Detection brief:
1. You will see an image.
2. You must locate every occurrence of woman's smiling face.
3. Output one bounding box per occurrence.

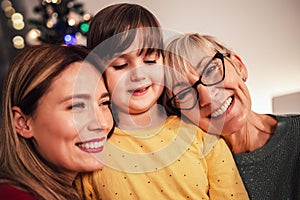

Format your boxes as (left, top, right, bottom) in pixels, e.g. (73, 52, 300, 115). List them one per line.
(28, 61, 114, 177)
(175, 51, 251, 135)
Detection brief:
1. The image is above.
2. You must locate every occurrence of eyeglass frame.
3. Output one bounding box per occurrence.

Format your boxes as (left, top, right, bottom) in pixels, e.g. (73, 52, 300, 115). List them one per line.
(167, 51, 230, 110)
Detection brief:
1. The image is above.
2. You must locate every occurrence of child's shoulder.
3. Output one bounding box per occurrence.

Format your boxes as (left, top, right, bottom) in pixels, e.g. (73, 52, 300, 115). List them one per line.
(166, 115, 213, 146)
(166, 115, 207, 134)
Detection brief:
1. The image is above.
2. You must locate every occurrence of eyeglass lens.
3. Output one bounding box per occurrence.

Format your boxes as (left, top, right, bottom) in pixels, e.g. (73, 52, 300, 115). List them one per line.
(170, 52, 225, 110)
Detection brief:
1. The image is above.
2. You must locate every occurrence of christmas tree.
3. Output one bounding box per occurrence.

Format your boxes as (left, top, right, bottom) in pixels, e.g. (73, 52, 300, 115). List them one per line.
(27, 0, 92, 46)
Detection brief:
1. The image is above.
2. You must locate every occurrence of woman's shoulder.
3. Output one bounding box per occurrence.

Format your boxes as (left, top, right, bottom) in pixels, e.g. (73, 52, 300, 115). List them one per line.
(271, 113, 300, 123)
(271, 114, 300, 132)
(0, 183, 36, 200)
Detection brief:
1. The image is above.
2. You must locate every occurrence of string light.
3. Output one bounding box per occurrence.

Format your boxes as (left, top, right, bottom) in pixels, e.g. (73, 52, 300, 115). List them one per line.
(12, 35, 25, 49)
(11, 12, 24, 30)
(1, 0, 92, 47)
(1, 0, 25, 49)
(26, 28, 41, 46)
(64, 34, 76, 45)
(29, 0, 92, 45)
(80, 22, 89, 33)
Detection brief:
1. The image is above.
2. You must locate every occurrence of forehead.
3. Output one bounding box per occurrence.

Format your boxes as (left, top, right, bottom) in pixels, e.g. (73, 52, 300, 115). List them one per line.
(186, 45, 215, 67)
(46, 61, 104, 98)
(73, 61, 105, 91)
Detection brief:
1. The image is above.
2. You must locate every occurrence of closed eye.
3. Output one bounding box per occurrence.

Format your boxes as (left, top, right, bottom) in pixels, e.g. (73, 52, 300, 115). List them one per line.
(99, 100, 111, 107)
(113, 63, 127, 70)
(144, 60, 156, 65)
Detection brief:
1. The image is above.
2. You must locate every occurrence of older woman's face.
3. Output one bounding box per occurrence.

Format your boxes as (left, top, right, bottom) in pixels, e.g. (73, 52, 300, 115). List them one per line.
(176, 52, 251, 135)
(28, 62, 114, 177)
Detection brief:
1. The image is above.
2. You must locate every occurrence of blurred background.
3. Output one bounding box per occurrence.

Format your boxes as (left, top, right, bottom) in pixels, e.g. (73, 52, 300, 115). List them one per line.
(1, 0, 299, 125)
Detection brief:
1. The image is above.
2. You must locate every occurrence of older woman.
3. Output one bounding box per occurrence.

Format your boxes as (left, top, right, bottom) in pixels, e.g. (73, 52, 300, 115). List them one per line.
(164, 33, 300, 200)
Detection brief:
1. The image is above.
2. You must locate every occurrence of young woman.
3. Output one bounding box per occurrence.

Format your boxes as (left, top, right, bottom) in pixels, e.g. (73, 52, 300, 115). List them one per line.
(0, 45, 114, 199)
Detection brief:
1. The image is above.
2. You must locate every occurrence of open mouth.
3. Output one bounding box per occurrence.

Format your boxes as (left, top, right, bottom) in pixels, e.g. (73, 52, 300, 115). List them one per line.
(210, 96, 233, 118)
(76, 138, 106, 153)
(128, 85, 150, 96)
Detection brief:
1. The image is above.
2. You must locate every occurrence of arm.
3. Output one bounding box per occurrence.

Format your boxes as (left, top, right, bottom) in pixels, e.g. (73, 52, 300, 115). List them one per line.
(205, 137, 249, 200)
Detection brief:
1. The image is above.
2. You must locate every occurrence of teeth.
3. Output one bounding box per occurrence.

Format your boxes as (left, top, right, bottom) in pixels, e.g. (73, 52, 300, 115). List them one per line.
(211, 97, 233, 118)
(134, 88, 146, 93)
(78, 141, 104, 149)
(130, 86, 149, 93)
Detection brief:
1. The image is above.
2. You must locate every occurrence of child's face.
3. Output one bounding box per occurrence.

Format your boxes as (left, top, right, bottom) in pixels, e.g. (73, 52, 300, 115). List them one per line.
(105, 48, 164, 116)
(28, 62, 113, 177)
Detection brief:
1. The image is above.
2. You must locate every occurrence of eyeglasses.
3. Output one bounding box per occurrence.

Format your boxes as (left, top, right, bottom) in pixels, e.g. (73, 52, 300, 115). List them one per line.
(167, 51, 229, 110)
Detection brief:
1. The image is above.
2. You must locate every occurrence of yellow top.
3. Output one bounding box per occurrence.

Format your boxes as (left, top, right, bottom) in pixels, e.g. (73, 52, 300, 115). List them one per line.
(77, 116, 249, 200)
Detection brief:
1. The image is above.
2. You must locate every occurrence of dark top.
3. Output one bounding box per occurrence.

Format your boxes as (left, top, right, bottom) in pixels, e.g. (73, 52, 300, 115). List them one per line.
(0, 183, 36, 200)
(234, 114, 300, 200)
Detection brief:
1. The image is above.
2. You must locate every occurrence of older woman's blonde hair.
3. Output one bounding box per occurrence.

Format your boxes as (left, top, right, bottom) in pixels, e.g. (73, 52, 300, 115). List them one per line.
(163, 33, 237, 114)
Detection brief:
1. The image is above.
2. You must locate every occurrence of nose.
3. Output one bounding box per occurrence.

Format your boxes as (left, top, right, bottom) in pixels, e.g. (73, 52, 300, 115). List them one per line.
(130, 65, 146, 82)
(197, 85, 219, 108)
(88, 108, 113, 136)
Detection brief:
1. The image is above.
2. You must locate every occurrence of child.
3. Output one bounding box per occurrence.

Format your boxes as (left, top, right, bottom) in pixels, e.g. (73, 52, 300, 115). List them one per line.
(0, 45, 114, 199)
(80, 3, 249, 200)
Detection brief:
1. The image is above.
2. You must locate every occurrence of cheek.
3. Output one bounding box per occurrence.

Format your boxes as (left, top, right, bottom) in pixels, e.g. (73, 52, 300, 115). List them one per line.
(40, 116, 75, 140)
(223, 65, 243, 86)
(151, 66, 165, 85)
(238, 84, 252, 110)
(181, 108, 200, 124)
(104, 109, 114, 133)
(106, 72, 125, 94)
(32, 117, 75, 159)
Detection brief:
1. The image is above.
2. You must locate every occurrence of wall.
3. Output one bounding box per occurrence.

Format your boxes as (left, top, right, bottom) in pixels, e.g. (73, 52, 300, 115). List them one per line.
(19, 0, 300, 113)
(273, 92, 300, 114)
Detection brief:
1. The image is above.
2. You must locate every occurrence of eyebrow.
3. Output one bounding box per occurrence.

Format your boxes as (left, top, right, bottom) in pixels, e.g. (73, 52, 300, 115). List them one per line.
(112, 48, 158, 58)
(172, 81, 190, 89)
(99, 92, 110, 100)
(196, 56, 210, 70)
(61, 92, 110, 103)
(61, 94, 90, 103)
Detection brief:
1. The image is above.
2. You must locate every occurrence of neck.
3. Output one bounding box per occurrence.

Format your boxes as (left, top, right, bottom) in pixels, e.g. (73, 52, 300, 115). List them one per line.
(116, 104, 167, 130)
(222, 112, 277, 153)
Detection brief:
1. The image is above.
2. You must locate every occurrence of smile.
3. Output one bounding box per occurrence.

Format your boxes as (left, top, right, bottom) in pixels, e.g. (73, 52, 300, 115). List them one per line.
(128, 85, 150, 96)
(76, 138, 106, 153)
(211, 97, 233, 118)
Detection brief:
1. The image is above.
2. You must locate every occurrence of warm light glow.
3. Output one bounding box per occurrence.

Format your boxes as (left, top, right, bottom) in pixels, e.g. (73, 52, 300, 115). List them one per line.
(11, 12, 23, 21)
(52, 0, 61, 4)
(28, 28, 41, 38)
(1, 0, 12, 10)
(83, 13, 91, 21)
(12, 35, 25, 49)
(68, 18, 76, 26)
(26, 29, 42, 46)
(75, 32, 86, 45)
(4, 6, 15, 18)
(12, 20, 24, 30)
(46, 20, 54, 28)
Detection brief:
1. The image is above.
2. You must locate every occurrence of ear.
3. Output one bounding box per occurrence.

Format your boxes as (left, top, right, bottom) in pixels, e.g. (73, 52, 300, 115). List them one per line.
(230, 53, 248, 82)
(12, 106, 33, 139)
